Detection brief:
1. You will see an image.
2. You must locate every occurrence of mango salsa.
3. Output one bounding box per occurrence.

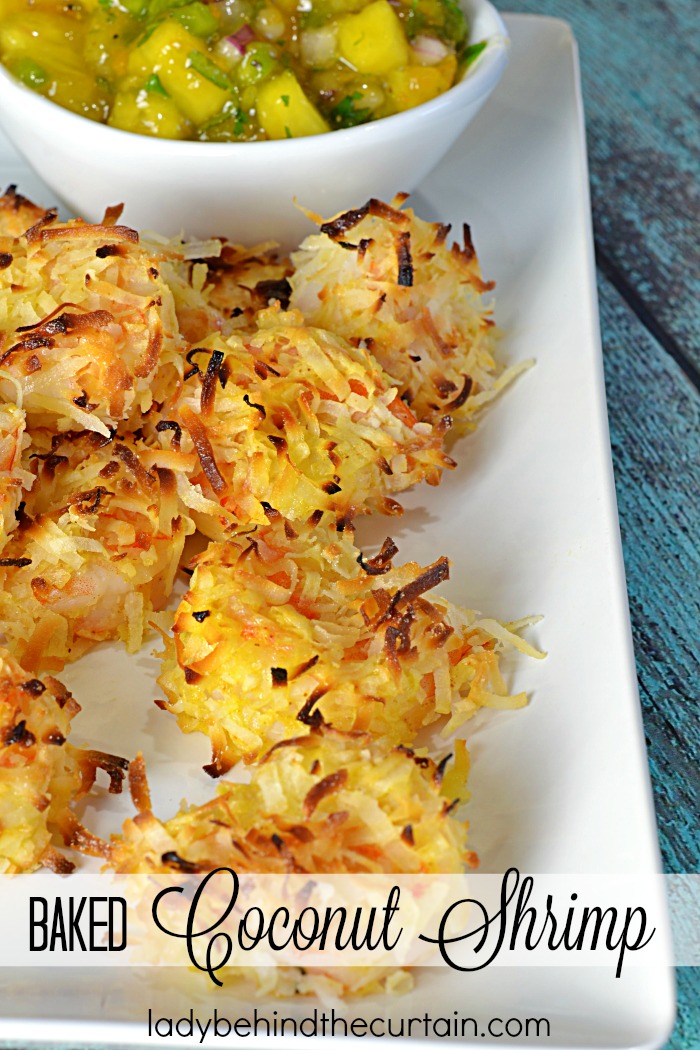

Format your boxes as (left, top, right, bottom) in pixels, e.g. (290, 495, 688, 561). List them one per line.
(0, 0, 477, 141)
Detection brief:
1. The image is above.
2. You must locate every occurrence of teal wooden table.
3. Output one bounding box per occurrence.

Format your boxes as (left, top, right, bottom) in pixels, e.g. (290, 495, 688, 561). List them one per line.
(504, 1, 699, 1046)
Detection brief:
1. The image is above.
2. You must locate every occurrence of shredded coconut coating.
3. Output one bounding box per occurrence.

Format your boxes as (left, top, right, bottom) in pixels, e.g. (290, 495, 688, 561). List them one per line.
(155, 306, 453, 539)
(109, 728, 472, 875)
(0, 208, 185, 436)
(289, 195, 521, 430)
(157, 520, 541, 773)
(0, 185, 48, 239)
(0, 430, 195, 671)
(0, 402, 33, 553)
(141, 234, 290, 345)
(201, 240, 293, 330)
(0, 647, 126, 873)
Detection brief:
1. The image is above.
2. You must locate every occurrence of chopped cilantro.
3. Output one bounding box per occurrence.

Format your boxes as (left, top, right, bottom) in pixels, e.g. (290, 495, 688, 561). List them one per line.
(233, 109, 249, 135)
(284, 125, 293, 138)
(145, 73, 169, 97)
(460, 39, 487, 68)
(330, 91, 371, 129)
(281, 94, 290, 106)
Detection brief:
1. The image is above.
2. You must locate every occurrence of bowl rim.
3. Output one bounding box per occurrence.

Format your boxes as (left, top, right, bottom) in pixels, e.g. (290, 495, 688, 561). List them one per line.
(0, 0, 509, 155)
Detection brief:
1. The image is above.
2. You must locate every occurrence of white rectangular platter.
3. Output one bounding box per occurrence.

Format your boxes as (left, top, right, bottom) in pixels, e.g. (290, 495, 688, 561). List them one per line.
(0, 14, 676, 1049)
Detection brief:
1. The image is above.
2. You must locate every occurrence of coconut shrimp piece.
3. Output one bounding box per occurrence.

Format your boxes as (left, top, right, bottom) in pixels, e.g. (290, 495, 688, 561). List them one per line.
(109, 727, 472, 875)
(158, 520, 543, 773)
(155, 306, 452, 540)
(290, 196, 525, 430)
(0, 205, 185, 435)
(0, 647, 127, 873)
(0, 430, 195, 672)
(0, 403, 33, 553)
(109, 729, 467, 997)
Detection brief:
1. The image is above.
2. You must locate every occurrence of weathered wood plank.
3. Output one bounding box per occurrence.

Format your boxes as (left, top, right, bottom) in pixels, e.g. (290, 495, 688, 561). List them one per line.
(598, 269, 699, 1049)
(504, 0, 700, 381)
(599, 271, 700, 871)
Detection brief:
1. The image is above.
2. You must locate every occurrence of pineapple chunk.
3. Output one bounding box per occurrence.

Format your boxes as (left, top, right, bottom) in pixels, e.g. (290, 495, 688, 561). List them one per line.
(386, 55, 457, 111)
(256, 70, 329, 139)
(337, 0, 410, 76)
(127, 21, 230, 125)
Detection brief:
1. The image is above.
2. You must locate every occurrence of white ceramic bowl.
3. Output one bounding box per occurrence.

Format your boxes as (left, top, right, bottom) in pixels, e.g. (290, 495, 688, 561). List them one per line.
(0, 0, 508, 246)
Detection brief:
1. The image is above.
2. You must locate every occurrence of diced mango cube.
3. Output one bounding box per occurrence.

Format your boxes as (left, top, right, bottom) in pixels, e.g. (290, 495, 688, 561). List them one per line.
(108, 90, 192, 139)
(256, 70, 329, 139)
(0, 15, 87, 80)
(126, 21, 230, 124)
(337, 0, 410, 76)
(386, 55, 457, 110)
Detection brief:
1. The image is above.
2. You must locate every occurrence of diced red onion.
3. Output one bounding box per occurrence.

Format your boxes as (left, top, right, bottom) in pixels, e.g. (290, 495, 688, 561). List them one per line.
(226, 24, 256, 54)
(412, 35, 449, 65)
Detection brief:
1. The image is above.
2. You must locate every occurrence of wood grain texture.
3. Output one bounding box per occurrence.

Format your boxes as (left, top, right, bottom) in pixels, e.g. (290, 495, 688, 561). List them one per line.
(599, 273, 700, 873)
(504, 0, 700, 380)
(502, 3, 698, 1045)
(495, 2, 699, 1044)
(598, 274, 699, 1050)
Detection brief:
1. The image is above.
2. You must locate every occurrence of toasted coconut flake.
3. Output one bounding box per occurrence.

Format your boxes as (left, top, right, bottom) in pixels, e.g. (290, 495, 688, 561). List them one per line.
(0, 647, 124, 873)
(291, 195, 522, 429)
(108, 727, 471, 875)
(154, 308, 450, 539)
(0, 214, 186, 433)
(0, 430, 195, 670)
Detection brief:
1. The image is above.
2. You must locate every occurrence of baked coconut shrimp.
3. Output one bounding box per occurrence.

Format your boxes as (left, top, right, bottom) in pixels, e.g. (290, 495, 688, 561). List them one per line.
(158, 520, 542, 773)
(0, 430, 195, 672)
(109, 727, 472, 875)
(155, 306, 452, 539)
(0, 205, 184, 435)
(0, 647, 127, 873)
(0, 402, 33, 553)
(290, 196, 525, 429)
(109, 729, 470, 996)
